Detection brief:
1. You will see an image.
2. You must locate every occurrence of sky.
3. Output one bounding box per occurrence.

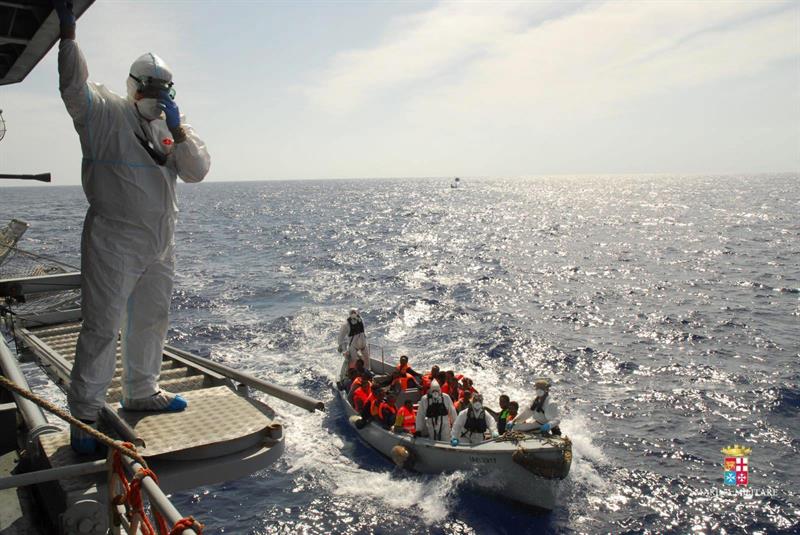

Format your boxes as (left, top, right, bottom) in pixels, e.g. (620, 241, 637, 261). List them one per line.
(0, 0, 798, 186)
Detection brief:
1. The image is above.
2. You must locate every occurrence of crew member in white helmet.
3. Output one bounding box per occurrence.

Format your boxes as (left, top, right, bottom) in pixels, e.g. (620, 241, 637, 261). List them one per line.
(337, 308, 370, 369)
(52, 1, 210, 454)
(450, 394, 499, 446)
(415, 380, 457, 441)
(506, 378, 561, 435)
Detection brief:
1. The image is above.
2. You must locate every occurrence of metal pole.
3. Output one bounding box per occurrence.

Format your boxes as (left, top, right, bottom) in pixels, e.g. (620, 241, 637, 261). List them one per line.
(101, 404, 145, 448)
(163, 346, 324, 413)
(121, 455, 198, 535)
(0, 336, 49, 431)
(0, 459, 106, 490)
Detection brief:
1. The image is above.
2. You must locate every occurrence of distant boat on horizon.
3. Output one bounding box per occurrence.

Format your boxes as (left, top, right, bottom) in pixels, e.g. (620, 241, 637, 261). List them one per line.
(450, 177, 461, 189)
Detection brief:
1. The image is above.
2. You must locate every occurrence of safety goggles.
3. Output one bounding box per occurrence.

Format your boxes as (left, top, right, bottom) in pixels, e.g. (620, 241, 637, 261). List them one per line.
(130, 74, 176, 100)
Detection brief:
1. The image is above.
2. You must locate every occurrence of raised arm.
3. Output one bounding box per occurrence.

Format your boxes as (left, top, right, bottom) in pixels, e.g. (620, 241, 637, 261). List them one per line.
(170, 121, 211, 183)
(54, 1, 95, 123)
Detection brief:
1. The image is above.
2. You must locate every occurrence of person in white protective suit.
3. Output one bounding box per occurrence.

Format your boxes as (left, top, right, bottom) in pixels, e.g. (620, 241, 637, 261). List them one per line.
(450, 394, 499, 446)
(415, 380, 458, 441)
(52, 2, 210, 454)
(506, 378, 561, 435)
(337, 308, 370, 369)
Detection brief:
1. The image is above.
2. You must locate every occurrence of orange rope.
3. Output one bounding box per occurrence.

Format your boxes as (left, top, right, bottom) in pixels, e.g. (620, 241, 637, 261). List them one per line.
(170, 516, 204, 534)
(111, 442, 170, 535)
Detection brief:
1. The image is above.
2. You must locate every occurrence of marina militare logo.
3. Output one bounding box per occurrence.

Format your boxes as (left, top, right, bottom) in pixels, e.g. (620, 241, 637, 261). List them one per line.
(721, 444, 751, 486)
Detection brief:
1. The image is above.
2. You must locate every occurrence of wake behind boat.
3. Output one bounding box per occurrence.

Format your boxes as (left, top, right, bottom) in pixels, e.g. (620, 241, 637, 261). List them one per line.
(334, 350, 572, 510)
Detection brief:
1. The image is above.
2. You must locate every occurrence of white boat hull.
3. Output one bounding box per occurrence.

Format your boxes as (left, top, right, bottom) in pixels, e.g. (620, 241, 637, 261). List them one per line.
(336, 360, 571, 510)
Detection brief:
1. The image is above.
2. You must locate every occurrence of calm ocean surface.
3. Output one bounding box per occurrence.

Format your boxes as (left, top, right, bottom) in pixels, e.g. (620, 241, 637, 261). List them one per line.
(2, 174, 798, 534)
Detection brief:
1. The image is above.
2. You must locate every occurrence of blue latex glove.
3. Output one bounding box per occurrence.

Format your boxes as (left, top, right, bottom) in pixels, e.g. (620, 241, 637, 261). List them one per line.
(540, 423, 551, 433)
(52, 0, 76, 26)
(491, 431, 499, 439)
(505, 422, 514, 431)
(158, 90, 181, 131)
(450, 438, 459, 447)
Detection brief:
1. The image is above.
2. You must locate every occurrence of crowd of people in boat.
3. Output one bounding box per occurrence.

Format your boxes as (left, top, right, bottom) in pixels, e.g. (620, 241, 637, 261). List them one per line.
(337, 309, 561, 445)
(339, 355, 561, 445)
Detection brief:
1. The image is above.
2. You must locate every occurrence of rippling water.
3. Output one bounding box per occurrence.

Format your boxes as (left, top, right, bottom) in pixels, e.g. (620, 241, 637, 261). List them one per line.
(3, 174, 798, 534)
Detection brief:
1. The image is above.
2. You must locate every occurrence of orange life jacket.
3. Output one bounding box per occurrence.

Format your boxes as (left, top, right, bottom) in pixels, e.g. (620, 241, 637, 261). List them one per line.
(396, 363, 410, 375)
(391, 373, 415, 391)
(395, 405, 416, 433)
(420, 374, 431, 394)
(353, 387, 374, 413)
(369, 397, 383, 418)
(379, 401, 397, 425)
(349, 376, 363, 393)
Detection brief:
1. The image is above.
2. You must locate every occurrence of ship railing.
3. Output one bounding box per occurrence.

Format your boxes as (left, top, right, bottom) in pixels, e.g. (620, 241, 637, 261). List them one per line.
(0, 337, 199, 535)
(110, 452, 200, 535)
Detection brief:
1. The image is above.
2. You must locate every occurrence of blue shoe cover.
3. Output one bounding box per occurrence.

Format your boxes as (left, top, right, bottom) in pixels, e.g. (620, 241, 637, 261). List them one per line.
(166, 394, 187, 412)
(70, 423, 98, 455)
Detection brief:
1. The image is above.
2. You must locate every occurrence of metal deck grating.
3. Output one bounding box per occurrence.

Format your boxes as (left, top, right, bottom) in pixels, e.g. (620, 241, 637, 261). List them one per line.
(26, 322, 216, 404)
(114, 386, 274, 457)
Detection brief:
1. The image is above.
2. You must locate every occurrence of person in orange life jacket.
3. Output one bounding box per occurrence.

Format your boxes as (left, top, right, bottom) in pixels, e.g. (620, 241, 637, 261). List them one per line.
(460, 377, 477, 396)
(445, 376, 461, 402)
(352, 378, 374, 416)
(394, 398, 416, 434)
(436, 372, 452, 399)
(390, 370, 419, 392)
(395, 355, 423, 379)
(368, 388, 385, 420)
(445, 370, 464, 382)
(485, 394, 511, 434)
(420, 365, 440, 395)
(348, 373, 364, 397)
(378, 391, 398, 429)
(454, 390, 472, 413)
(506, 378, 560, 435)
(338, 308, 370, 369)
(415, 380, 458, 441)
(508, 401, 519, 421)
(450, 394, 498, 446)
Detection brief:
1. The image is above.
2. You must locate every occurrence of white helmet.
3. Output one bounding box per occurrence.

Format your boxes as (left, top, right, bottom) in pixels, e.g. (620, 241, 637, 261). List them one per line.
(126, 52, 174, 100)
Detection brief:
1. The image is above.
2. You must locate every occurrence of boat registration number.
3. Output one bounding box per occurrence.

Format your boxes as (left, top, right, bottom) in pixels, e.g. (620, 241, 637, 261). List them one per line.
(470, 456, 497, 464)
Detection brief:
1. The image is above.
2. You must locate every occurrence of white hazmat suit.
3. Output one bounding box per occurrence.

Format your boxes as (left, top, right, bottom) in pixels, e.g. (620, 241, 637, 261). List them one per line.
(337, 309, 370, 369)
(415, 380, 457, 441)
(59, 39, 210, 421)
(511, 392, 560, 432)
(451, 404, 498, 445)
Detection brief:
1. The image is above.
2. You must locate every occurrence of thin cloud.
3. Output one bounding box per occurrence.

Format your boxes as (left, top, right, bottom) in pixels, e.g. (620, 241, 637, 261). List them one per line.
(305, 1, 798, 119)
(304, 1, 556, 114)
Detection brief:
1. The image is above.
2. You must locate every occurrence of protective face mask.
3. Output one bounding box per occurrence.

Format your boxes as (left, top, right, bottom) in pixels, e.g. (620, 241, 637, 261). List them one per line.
(535, 389, 545, 398)
(472, 403, 482, 413)
(431, 392, 441, 402)
(135, 98, 162, 121)
(349, 317, 358, 324)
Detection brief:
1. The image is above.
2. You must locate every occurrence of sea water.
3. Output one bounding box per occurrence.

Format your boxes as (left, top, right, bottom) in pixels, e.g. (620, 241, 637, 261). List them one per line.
(2, 174, 798, 534)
